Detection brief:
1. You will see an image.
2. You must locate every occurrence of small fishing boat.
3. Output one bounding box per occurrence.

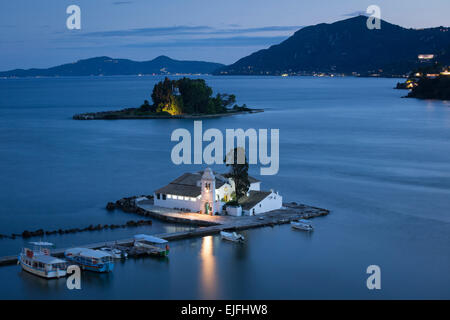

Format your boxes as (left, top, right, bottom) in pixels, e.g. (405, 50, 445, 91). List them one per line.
(220, 231, 245, 242)
(18, 242, 68, 279)
(100, 247, 128, 259)
(291, 220, 313, 231)
(133, 234, 170, 257)
(64, 248, 114, 272)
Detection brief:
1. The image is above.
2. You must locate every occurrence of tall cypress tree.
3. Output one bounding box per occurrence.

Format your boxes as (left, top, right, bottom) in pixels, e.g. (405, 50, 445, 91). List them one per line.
(225, 147, 250, 201)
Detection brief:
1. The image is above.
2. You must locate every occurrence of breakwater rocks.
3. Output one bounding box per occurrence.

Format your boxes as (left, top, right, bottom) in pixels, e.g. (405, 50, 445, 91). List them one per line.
(0, 219, 153, 240)
(107, 195, 154, 216)
(73, 109, 264, 120)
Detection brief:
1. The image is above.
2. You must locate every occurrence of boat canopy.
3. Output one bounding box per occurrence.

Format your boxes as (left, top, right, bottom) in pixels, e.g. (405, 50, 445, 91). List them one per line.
(65, 247, 112, 259)
(134, 234, 168, 244)
(29, 241, 54, 246)
(33, 253, 66, 265)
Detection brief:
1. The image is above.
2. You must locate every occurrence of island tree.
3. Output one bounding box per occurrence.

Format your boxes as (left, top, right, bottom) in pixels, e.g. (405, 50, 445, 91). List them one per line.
(142, 77, 243, 115)
(225, 147, 250, 201)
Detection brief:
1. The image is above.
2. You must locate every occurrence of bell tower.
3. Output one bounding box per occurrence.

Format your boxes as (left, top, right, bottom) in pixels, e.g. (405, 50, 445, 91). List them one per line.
(200, 168, 216, 215)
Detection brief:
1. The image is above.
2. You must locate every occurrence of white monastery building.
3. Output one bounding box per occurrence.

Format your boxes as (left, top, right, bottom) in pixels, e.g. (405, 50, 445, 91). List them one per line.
(154, 168, 282, 216)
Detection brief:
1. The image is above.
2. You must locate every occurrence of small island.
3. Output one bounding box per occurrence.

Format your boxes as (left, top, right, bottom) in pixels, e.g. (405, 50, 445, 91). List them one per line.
(73, 77, 263, 120)
(406, 76, 450, 100)
(395, 64, 450, 100)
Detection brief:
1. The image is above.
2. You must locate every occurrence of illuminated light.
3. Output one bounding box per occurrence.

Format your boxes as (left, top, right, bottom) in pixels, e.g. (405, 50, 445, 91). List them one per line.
(200, 236, 217, 298)
(418, 54, 434, 60)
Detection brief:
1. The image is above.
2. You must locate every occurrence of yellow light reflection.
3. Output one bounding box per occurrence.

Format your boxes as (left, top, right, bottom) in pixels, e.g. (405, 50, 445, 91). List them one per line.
(200, 236, 217, 298)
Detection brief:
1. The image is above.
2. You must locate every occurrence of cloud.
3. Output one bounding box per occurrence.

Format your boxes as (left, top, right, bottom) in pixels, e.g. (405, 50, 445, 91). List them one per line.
(123, 36, 289, 48)
(342, 10, 368, 17)
(215, 26, 303, 34)
(54, 35, 288, 51)
(55, 24, 298, 51)
(81, 26, 213, 37)
(112, 1, 133, 5)
(80, 25, 302, 38)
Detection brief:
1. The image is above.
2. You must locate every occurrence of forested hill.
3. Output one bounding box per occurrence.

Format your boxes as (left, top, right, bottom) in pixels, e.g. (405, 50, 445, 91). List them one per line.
(215, 16, 450, 77)
(0, 56, 224, 77)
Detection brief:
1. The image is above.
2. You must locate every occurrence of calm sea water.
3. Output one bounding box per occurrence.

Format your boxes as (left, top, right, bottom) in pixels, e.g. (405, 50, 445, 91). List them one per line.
(0, 76, 449, 299)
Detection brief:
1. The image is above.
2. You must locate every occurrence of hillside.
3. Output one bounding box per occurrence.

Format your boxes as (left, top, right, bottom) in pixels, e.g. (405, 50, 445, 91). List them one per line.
(215, 16, 450, 77)
(0, 56, 224, 77)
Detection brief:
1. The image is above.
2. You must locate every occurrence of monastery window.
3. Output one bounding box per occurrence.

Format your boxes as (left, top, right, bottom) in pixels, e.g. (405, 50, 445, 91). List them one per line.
(156, 193, 161, 200)
(162, 194, 167, 200)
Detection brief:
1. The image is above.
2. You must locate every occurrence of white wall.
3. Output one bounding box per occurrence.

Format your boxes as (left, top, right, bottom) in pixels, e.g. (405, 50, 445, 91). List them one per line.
(249, 182, 261, 191)
(215, 200, 225, 214)
(154, 193, 201, 212)
(216, 183, 233, 201)
(226, 206, 242, 216)
(243, 192, 282, 215)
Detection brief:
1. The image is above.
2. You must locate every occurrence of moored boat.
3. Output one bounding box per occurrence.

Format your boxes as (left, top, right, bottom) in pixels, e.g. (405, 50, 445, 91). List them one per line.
(18, 242, 68, 279)
(100, 247, 128, 259)
(220, 231, 245, 242)
(64, 248, 114, 272)
(291, 220, 313, 231)
(133, 234, 170, 257)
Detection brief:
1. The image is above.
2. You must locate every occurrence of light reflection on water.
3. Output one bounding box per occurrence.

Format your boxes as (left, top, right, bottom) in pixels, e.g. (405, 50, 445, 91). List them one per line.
(200, 236, 217, 299)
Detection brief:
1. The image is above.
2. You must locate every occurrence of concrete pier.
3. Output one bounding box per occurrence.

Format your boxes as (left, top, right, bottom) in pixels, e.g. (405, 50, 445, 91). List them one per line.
(0, 202, 329, 266)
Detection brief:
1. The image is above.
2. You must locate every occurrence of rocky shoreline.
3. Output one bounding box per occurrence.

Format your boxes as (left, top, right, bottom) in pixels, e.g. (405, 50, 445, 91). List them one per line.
(112, 195, 331, 227)
(73, 108, 263, 120)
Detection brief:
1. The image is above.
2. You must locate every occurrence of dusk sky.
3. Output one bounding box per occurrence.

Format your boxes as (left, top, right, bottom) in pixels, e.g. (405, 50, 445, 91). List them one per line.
(1, 0, 449, 70)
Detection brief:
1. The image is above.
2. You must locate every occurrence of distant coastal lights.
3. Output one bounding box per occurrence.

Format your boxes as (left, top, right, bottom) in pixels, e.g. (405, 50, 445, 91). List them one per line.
(418, 54, 435, 60)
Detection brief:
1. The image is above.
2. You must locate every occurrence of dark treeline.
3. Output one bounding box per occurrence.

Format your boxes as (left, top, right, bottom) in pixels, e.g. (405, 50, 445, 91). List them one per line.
(139, 77, 247, 115)
(407, 76, 450, 100)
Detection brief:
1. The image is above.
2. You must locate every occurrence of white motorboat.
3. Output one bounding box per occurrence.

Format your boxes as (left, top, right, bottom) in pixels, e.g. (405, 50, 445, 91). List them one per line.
(291, 221, 313, 231)
(65, 248, 114, 273)
(18, 242, 68, 279)
(100, 247, 128, 259)
(220, 231, 245, 242)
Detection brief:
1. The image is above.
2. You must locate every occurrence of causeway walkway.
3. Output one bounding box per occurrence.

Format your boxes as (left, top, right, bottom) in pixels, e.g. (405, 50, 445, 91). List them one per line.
(0, 202, 329, 266)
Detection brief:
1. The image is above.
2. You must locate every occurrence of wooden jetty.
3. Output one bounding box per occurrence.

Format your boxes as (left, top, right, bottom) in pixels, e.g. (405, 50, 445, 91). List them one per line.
(0, 202, 329, 267)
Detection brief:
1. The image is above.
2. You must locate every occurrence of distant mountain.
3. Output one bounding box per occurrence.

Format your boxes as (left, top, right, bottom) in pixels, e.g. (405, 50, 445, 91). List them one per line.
(0, 56, 224, 77)
(215, 16, 450, 76)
